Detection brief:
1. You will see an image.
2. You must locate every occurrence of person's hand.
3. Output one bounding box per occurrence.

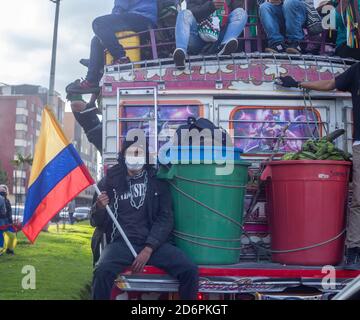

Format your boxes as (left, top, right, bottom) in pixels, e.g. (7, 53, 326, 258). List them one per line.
(96, 191, 109, 209)
(212, 0, 225, 9)
(275, 76, 300, 88)
(131, 246, 153, 273)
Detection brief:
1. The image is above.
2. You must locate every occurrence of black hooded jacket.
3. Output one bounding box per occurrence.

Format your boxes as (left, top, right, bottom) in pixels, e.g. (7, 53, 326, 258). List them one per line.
(90, 164, 174, 264)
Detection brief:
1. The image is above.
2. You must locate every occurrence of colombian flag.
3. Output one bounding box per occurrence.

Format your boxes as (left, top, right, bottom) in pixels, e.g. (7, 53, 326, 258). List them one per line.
(22, 107, 94, 243)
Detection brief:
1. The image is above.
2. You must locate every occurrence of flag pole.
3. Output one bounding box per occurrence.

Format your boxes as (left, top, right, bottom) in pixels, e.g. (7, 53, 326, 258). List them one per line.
(93, 184, 138, 258)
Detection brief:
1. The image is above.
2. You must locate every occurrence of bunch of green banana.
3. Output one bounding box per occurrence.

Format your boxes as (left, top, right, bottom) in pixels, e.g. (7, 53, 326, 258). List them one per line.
(281, 130, 351, 161)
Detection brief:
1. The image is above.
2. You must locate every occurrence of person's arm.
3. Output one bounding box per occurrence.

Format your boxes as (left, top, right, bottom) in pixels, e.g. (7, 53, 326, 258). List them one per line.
(145, 180, 174, 251)
(279, 63, 360, 92)
(90, 178, 108, 228)
(299, 79, 336, 91)
(277, 76, 336, 91)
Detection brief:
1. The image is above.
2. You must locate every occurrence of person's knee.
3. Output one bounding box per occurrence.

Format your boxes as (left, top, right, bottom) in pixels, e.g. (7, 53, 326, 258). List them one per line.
(283, 0, 304, 10)
(259, 2, 275, 15)
(178, 9, 195, 24)
(92, 15, 107, 34)
(229, 8, 248, 22)
(181, 262, 199, 280)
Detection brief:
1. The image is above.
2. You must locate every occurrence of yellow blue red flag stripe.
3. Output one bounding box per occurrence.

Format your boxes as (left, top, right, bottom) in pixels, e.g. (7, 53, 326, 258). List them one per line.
(22, 107, 94, 243)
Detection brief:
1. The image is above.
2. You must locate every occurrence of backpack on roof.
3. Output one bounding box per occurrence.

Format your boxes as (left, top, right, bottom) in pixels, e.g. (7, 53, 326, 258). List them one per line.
(198, 2, 230, 42)
(304, 0, 323, 35)
(174, 117, 233, 148)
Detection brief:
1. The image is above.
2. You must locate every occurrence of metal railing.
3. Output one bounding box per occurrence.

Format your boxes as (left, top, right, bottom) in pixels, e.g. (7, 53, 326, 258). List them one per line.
(108, 0, 339, 62)
(104, 51, 355, 87)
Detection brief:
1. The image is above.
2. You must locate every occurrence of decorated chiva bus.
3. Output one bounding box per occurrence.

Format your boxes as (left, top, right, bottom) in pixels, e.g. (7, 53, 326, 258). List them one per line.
(93, 2, 360, 300)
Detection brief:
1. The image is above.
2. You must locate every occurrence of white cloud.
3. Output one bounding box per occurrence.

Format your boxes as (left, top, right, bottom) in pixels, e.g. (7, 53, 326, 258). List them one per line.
(0, 0, 113, 101)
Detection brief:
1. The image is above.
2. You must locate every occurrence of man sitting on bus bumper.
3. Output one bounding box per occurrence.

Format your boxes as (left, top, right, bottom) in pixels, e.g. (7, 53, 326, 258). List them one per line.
(91, 141, 199, 300)
(277, 63, 360, 269)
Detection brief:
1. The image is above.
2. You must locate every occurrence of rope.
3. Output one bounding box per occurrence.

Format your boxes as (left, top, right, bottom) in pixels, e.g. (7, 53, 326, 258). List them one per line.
(307, 89, 329, 136)
(268, 229, 346, 254)
(174, 229, 346, 253)
(169, 181, 243, 229)
(175, 233, 243, 250)
(302, 89, 321, 139)
(170, 181, 347, 254)
(173, 174, 247, 189)
(173, 230, 242, 242)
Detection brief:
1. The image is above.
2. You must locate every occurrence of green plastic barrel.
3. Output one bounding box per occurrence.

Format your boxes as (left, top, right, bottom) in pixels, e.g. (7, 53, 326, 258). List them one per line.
(158, 152, 250, 265)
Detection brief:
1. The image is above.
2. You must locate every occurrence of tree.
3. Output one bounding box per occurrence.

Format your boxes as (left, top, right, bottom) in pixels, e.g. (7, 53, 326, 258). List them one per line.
(0, 161, 8, 185)
(11, 153, 33, 168)
(11, 153, 33, 207)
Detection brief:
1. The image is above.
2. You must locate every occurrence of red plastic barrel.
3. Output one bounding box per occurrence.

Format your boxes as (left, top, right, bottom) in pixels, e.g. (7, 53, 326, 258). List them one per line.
(261, 160, 351, 266)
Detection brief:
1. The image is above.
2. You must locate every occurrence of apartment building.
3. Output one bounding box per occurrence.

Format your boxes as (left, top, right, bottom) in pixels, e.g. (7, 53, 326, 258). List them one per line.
(0, 84, 65, 204)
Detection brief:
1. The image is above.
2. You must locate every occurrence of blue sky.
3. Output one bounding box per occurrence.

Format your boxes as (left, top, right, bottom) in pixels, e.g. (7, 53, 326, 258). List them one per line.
(0, 0, 114, 102)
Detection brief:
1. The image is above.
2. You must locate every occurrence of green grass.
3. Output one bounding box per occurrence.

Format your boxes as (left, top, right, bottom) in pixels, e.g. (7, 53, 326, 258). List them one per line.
(0, 222, 94, 300)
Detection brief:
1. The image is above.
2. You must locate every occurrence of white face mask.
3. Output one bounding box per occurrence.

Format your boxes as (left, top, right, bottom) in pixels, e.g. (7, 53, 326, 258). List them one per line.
(125, 155, 145, 172)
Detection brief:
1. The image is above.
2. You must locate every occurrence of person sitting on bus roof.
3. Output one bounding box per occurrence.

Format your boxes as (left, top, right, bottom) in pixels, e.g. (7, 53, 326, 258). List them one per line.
(91, 140, 199, 300)
(258, 0, 310, 54)
(173, 0, 248, 70)
(334, 0, 360, 60)
(156, 0, 181, 58)
(66, 0, 158, 95)
(276, 64, 360, 270)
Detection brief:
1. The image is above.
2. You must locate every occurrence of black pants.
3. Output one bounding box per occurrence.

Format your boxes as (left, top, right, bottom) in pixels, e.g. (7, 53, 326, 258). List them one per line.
(72, 109, 103, 154)
(69, 212, 74, 225)
(92, 241, 199, 300)
(87, 13, 152, 84)
(336, 43, 360, 60)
